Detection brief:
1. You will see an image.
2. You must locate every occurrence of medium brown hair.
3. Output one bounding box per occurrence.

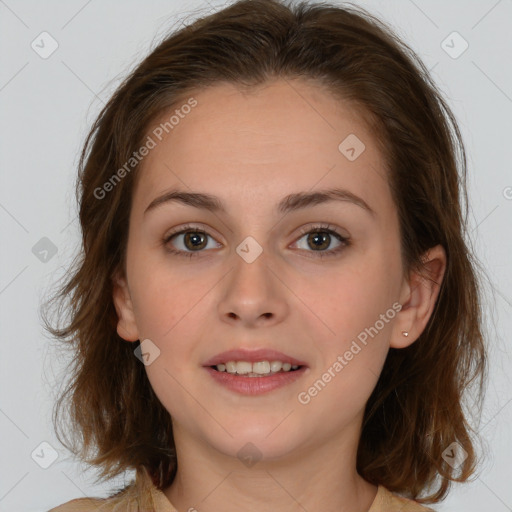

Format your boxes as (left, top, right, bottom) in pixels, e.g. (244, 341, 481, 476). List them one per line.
(43, 0, 488, 505)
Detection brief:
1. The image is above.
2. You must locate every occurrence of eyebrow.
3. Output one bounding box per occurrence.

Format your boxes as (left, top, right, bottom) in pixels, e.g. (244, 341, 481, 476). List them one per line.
(144, 187, 375, 217)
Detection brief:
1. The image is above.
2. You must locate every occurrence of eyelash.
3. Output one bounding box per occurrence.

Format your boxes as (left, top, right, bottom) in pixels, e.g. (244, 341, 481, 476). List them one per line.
(162, 223, 350, 260)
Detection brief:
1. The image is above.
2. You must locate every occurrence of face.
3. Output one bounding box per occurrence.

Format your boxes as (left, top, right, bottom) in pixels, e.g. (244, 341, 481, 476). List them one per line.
(113, 78, 425, 463)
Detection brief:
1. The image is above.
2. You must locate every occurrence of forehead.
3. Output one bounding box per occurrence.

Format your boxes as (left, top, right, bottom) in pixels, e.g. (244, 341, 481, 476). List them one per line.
(132, 78, 391, 219)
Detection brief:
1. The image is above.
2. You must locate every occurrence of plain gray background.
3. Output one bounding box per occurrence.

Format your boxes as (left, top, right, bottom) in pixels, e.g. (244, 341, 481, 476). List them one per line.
(1, 0, 511, 510)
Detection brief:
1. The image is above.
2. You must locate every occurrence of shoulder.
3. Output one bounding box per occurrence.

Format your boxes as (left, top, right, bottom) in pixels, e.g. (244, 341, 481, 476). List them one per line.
(370, 485, 436, 512)
(48, 495, 138, 512)
(47, 477, 173, 512)
(48, 468, 176, 512)
(48, 497, 108, 511)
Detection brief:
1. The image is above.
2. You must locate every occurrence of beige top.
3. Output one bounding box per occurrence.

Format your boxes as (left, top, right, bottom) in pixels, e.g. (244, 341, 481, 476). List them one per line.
(49, 469, 434, 512)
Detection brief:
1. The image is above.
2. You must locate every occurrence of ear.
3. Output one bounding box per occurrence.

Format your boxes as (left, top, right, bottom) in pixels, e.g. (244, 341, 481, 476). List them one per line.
(391, 244, 447, 349)
(112, 271, 140, 342)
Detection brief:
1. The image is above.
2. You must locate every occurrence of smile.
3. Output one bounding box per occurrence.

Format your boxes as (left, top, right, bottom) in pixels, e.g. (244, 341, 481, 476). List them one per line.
(203, 348, 309, 395)
(212, 360, 301, 376)
(205, 366, 308, 394)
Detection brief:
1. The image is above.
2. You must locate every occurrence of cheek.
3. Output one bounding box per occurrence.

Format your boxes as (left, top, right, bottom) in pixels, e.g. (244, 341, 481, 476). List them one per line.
(295, 261, 396, 417)
(297, 252, 399, 347)
(128, 247, 206, 339)
(127, 254, 213, 388)
(131, 269, 205, 422)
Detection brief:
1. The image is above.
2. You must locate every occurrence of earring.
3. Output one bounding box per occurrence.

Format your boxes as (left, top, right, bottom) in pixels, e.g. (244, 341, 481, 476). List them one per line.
(401, 331, 409, 337)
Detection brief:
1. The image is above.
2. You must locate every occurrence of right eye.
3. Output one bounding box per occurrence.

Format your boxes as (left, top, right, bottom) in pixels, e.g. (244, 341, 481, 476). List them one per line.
(163, 224, 221, 259)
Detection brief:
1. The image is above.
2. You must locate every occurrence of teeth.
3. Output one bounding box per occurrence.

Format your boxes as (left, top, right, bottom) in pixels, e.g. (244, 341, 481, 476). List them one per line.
(215, 360, 301, 375)
(270, 361, 282, 372)
(225, 361, 237, 373)
(235, 361, 252, 375)
(253, 361, 270, 374)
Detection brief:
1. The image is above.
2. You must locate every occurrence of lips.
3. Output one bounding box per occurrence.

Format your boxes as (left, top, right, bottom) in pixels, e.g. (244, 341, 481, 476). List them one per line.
(205, 365, 307, 395)
(202, 348, 308, 368)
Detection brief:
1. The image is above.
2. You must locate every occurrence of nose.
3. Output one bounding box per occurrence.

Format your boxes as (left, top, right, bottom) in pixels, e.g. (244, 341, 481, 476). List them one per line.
(218, 246, 289, 327)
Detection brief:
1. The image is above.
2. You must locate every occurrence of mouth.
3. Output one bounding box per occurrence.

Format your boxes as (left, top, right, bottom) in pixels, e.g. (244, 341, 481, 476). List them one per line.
(202, 348, 308, 395)
(203, 348, 308, 372)
(209, 360, 303, 377)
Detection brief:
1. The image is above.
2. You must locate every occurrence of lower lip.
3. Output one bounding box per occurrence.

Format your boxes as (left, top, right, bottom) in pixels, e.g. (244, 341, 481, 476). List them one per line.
(204, 366, 307, 395)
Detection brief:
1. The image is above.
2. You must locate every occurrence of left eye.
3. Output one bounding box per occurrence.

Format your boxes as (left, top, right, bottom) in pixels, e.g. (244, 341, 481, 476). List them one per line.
(293, 225, 349, 256)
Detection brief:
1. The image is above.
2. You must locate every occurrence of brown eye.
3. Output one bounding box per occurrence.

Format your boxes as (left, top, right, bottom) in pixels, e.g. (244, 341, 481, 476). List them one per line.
(293, 224, 350, 258)
(181, 231, 208, 251)
(163, 225, 220, 259)
(305, 231, 331, 251)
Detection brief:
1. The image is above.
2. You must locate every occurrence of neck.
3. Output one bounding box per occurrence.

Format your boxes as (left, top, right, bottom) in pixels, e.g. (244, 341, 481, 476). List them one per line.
(163, 419, 377, 512)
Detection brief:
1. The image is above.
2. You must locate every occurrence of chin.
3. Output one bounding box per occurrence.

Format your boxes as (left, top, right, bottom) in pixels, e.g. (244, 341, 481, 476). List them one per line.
(200, 415, 310, 463)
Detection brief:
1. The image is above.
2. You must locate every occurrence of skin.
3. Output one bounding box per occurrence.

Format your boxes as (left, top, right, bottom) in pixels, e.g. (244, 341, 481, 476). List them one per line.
(113, 78, 446, 512)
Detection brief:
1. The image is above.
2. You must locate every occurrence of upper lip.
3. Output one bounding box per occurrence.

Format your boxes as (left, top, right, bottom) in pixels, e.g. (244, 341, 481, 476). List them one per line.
(203, 348, 308, 367)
